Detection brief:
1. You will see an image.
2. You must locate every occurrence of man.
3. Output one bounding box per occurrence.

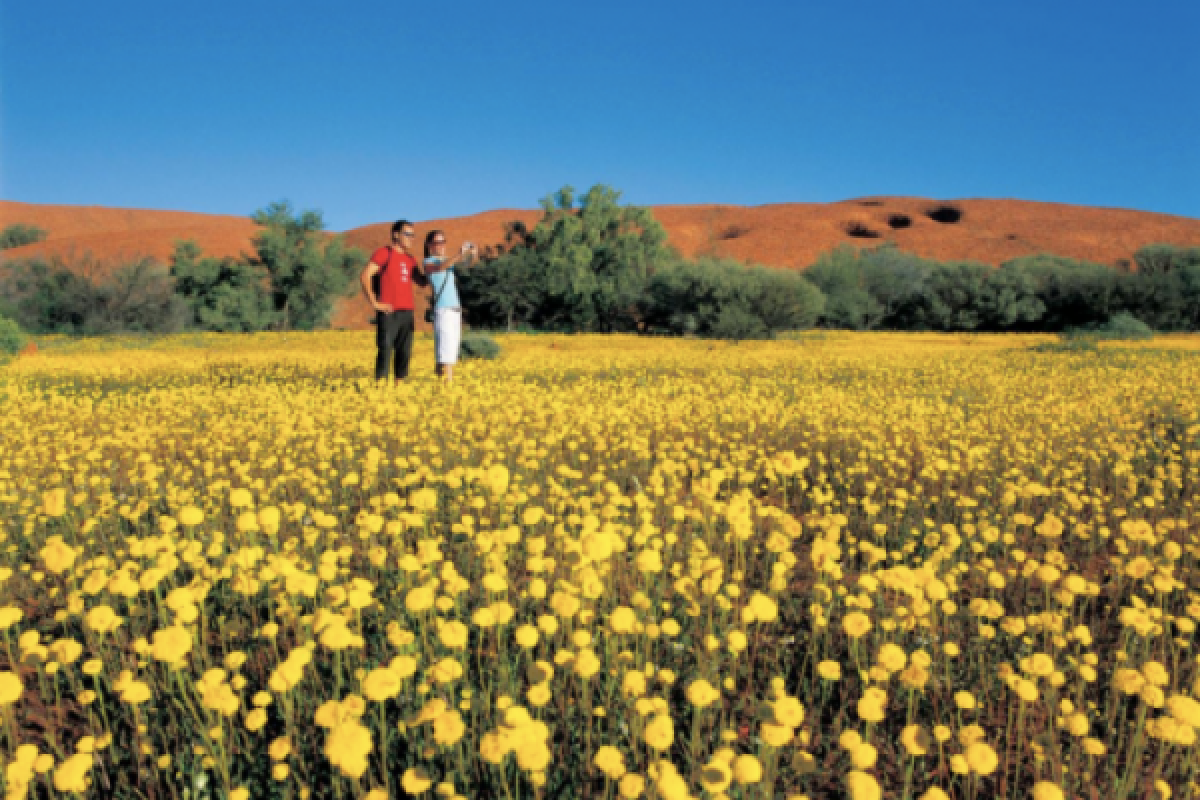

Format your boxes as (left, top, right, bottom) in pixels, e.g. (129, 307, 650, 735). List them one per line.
(360, 220, 420, 381)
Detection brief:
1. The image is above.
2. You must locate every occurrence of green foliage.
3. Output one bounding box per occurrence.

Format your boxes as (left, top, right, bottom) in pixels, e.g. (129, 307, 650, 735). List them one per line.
(459, 332, 501, 360)
(1134, 243, 1200, 275)
(0, 256, 188, 335)
(0, 223, 47, 249)
(460, 186, 669, 332)
(249, 202, 367, 330)
(807, 243, 1200, 332)
(0, 314, 25, 362)
(640, 258, 824, 339)
(170, 241, 277, 332)
(1080, 311, 1156, 340)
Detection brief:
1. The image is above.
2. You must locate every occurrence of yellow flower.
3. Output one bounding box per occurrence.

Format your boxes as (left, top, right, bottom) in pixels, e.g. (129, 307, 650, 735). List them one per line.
(609, 606, 638, 634)
(732, 754, 762, 784)
(325, 721, 373, 779)
(845, 770, 881, 800)
(178, 506, 204, 526)
(433, 710, 466, 746)
(851, 742, 878, 769)
(52, 753, 93, 793)
(761, 722, 794, 747)
(817, 660, 841, 681)
(619, 773, 645, 799)
(150, 626, 192, 667)
(39, 536, 77, 574)
(686, 679, 720, 709)
(700, 758, 733, 793)
(362, 667, 402, 702)
(85, 605, 122, 634)
(245, 708, 268, 732)
(843, 612, 872, 639)
(1031, 783, 1064, 800)
(643, 714, 674, 751)
(965, 742, 998, 775)
(773, 696, 805, 728)
(0, 671, 24, 706)
(439, 620, 469, 649)
(406, 586, 435, 613)
(593, 745, 627, 780)
(876, 643, 907, 673)
(900, 724, 931, 756)
(269, 737, 292, 761)
(494, 612, 531, 642)
(527, 683, 552, 707)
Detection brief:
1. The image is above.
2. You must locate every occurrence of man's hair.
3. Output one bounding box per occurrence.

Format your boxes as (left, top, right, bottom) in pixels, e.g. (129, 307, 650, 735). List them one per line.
(391, 220, 413, 239)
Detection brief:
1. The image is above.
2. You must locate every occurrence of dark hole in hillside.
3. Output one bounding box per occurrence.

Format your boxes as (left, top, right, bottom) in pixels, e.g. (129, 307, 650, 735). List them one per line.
(1005, 234, 1019, 240)
(926, 205, 963, 224)
(719, 224, 751, 240)
(887, 214, 912, 229)
(858, 200, 884, 207)
(844, 221, 882, 239)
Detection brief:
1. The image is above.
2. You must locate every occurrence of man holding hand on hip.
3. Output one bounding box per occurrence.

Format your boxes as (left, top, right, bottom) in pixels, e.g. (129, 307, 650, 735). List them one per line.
(360, 219, 419, 381)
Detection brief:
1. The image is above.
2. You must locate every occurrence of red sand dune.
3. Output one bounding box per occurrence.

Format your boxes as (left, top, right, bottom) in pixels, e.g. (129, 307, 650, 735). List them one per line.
(0, 201, 261, 272)
(5, 197, 1200, 331)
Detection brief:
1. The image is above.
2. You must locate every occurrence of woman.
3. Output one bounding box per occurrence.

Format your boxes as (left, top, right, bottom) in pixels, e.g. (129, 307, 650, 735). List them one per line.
(422, 230, 475, 384)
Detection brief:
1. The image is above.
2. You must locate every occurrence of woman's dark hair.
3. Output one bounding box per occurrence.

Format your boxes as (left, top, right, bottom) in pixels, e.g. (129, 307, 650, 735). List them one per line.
(424, 229, 446, 259)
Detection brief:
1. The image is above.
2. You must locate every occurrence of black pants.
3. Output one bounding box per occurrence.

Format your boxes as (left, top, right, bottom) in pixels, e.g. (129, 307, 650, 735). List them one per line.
(375, 310, 414, 380)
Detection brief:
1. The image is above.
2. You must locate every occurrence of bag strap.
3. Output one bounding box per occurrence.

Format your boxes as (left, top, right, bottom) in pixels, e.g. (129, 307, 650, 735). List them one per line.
(428, 259, 451, 310)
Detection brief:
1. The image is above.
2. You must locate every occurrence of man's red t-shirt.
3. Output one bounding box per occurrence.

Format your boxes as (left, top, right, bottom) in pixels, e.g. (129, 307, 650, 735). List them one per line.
(371, 247, 418, 311)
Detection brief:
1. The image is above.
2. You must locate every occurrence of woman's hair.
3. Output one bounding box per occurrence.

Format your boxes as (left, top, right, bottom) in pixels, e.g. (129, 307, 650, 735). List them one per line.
(424, 230, 446, 259)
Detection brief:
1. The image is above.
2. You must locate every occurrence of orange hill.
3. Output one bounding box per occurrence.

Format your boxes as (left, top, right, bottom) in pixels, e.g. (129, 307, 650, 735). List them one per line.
(5, 197, 1200, 331)
(0, 201, 261, 274)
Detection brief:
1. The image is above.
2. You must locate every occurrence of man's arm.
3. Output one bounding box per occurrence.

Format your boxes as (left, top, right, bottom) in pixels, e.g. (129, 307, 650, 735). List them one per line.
(360, 261, 392, 313)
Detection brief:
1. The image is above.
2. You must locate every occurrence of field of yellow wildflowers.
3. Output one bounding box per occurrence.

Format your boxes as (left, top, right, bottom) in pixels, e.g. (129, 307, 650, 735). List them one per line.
(1, 331, 1198, 800)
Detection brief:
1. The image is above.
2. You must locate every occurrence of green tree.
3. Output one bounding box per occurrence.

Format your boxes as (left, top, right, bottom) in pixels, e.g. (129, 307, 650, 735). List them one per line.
(170, 240, 277, 332)
(461, 185, 669, 331)
(0, 224, 47, 249)
(249, 202, 366, 330)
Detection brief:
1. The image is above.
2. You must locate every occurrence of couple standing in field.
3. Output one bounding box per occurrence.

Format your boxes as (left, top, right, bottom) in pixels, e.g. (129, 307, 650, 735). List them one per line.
(359, 219, 477, 385)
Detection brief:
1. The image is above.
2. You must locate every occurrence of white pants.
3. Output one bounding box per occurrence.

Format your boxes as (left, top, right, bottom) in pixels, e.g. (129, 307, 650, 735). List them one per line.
(433, 308, 462, 365)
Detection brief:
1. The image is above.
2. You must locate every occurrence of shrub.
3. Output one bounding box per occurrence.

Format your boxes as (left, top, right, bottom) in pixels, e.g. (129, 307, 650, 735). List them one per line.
(0, 314, 25, 361)
(0, 255, 188, 334)
(460, 332, 501, 360)
(1083, 311, 1156, 340)
(461, 186, 669, 332)
(641, 258, 824, 339)
(249, 202, 367, 330)
(171, 240, 277, 332)
(0, 223, 47, 250)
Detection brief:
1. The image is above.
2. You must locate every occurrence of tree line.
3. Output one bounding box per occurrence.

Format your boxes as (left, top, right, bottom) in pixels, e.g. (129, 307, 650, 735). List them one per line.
(0, 203, 365, 336)
(2, 187, 1198, 342)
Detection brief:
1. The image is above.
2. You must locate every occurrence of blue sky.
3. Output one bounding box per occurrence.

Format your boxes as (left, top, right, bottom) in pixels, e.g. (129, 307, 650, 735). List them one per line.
(1, 0, 1197, 230)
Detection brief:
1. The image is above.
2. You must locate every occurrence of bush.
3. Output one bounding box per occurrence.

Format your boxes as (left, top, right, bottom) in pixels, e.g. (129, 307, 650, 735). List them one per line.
(171, 240, 278, 332)
(249, 202, 367, 330)
(1084, 311, 1156, 340)
(0, 223, 47, 250)
(460, 185, 669, 332)
(0, 314, 25, 361)
(460, 332, 501, 360)
(0, 255, 189, 335)
(641, 258, 824, 339)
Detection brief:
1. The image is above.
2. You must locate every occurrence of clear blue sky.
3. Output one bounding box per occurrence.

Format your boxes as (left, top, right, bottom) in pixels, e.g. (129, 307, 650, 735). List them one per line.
(2, 0, 1197, 231)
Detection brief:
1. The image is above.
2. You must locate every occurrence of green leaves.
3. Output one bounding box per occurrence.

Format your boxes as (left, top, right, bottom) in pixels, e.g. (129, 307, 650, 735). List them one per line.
(248, 202, 366, 331)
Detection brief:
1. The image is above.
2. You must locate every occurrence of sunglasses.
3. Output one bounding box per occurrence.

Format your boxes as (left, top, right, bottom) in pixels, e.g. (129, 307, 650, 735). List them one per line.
(432, 239, 447, 245)
(400, 231, 415, 238)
